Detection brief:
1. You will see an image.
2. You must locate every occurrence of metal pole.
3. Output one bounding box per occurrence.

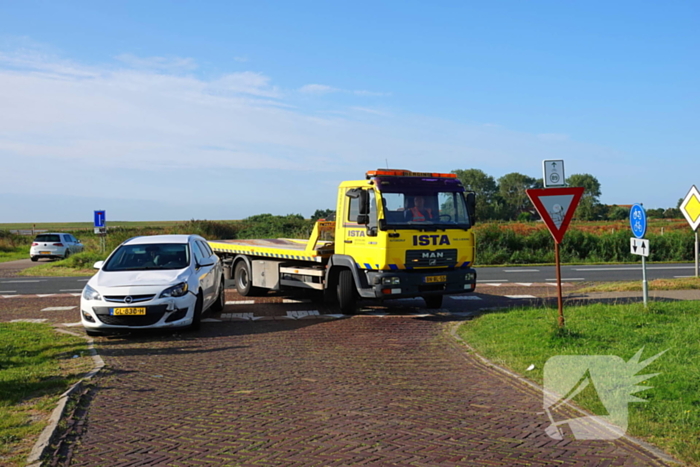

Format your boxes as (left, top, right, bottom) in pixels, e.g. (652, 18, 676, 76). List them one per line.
(695, 231, 698, 278)
(555, 241, 564, 328)
(642, 255, 648, 308)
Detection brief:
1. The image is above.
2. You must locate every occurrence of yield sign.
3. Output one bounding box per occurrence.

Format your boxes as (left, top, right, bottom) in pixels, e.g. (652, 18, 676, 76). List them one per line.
(526, 187, 585, 244)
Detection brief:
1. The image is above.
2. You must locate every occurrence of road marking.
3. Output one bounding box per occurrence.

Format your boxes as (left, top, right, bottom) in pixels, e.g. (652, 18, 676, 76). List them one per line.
(2, 295, 19, 298)
(283, 299, 312, 304)
(221, 312, 254, 320)
(226, 300, 255, 305)
(60, 289, 83, 292)
(449, 296, 483, 300)
(11, 319, 47, 323)
(546, 278, 585, 281)
(62, 322, 83, 327)
(36, 294, 57, 297)
(77, 279, 90, 282)
(42, 306, 77, 311)
(504, 269, 539, 272)
(0, 290, 17, 293)
(480, 283, 503, 287)
(287, 310, 320, 319)
(477, 279, 508, 282)
(1, 280, 44, 283)
(505, 295, 537, 299)
(515, 283, 533, 286)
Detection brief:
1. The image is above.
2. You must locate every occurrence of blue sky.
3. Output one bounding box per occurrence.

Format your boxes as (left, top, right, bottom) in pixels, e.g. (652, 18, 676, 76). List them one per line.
(0, 1, 697, 222)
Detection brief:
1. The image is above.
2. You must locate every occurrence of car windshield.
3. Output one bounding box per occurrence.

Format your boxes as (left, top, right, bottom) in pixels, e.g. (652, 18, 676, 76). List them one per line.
(103, 243, 190, 271)
(34, 234, 61, 242)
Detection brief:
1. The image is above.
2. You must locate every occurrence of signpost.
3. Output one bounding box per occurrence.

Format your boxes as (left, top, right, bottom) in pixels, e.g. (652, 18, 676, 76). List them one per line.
(679, 185, 700, 277)
(629, 204, 648, 307)
(543, 160, 566, 188)
(527, 185, 584, 327)
(94, 210, 106, 253)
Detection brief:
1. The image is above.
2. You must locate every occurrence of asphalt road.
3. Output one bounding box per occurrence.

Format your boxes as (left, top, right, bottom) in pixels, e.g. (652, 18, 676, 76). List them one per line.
(0, 261, 697, 295)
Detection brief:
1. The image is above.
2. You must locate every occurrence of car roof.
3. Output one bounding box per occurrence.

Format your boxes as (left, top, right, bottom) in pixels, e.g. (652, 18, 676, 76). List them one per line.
(34, 232, 73, 236)
(123, 234, 197, 245)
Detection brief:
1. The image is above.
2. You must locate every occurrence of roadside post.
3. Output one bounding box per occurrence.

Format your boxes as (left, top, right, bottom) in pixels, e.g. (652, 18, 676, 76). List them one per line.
(679, 185, 700, 277)
(527, 181, 584, 328)
(94, 210, 106, 254)
(629, 204, 649, 307)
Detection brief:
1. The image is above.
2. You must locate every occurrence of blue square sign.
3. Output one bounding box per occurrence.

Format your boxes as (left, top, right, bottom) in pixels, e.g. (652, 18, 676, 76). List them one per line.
(94, 210, 106, 228)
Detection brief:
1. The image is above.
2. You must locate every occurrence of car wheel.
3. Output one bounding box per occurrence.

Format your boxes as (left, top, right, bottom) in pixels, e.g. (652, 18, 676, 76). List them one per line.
(64, 250, 71, 260)
(337, 269, 357, 314)
(210, 277, 225, 313)
(423, 295, 443, 309)
(30, 256, 38, 262)
(189, 292, 203, 331)
(234, 261, 264, 296)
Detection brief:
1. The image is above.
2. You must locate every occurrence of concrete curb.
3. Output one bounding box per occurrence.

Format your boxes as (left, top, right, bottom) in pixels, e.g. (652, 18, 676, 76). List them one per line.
(26, 328, 105, 467)
(447, 322, 681, 466)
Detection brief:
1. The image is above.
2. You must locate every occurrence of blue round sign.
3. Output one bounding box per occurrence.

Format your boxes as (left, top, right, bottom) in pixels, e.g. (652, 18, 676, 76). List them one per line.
(630, 204, 647, 239)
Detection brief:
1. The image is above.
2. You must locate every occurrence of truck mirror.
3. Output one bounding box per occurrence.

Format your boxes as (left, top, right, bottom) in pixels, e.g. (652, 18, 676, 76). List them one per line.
(357, 214, 370, 225)
(358, 190, 369, 215)
(465, 192, 476, 224)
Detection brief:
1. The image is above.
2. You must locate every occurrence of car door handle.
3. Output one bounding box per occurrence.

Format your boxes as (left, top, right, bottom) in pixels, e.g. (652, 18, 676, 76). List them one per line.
(345, 240, 353, 244)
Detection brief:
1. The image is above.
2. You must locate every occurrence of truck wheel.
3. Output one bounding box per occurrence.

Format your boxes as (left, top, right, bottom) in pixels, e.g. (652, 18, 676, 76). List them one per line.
(234, 261, 264, 296)
(423, 295, 443, 309)
(337, 269, 357, 314)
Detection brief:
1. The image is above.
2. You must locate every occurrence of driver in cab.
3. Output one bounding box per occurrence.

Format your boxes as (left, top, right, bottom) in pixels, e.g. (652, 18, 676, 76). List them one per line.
(404, 196, 435, 222)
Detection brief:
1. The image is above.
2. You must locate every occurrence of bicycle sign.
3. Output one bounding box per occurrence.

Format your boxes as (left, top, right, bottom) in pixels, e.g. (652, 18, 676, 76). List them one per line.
(630, 204, 647, 239)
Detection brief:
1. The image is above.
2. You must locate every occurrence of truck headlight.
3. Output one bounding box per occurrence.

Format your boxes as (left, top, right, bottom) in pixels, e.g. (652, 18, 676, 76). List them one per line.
(465, 273, 475, 282)
(382, 277, 400, 285)
(82, 285, 101, 301)
(160, 282, 189, 298)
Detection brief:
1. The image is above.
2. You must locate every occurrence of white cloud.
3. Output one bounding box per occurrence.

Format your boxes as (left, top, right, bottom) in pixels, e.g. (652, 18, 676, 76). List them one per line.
(115, 53, 198, 72)
(299, 84, 339, 94)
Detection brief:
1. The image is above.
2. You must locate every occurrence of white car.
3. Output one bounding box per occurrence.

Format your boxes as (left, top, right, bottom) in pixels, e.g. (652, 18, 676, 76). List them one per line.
(30, 232, 84, 261)
(80, 234, 225, 336)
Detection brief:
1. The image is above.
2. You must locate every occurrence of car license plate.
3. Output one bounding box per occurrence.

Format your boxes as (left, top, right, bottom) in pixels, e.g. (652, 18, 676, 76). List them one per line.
(111, 307, 147, 316)
(40, 251, 51, 255)
(424, 275, 446, 283)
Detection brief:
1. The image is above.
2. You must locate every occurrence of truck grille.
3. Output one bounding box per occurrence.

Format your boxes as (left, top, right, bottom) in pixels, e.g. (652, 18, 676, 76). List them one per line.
(405, 249, 458, 268)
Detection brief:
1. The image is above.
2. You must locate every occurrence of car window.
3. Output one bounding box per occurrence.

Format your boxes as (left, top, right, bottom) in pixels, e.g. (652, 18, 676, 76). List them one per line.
(201, 241, 214, 257)
(70, 235, 79, 243)
(103, 243, 190, 271)
(192, 241, 206, 264)
(197, 240, 213, 257)
(34, 234, 61, 243)
(63, 235, 71, 243)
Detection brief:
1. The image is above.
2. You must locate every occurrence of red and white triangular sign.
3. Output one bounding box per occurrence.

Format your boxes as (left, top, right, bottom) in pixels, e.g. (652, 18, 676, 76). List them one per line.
(526, 187, 584, 244)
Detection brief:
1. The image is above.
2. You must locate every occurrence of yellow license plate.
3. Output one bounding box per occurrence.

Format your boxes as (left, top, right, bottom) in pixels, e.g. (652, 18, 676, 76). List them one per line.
(424, 275, 446, 283)
(111, 307, 147, 316)
(40, 251, 51, 254)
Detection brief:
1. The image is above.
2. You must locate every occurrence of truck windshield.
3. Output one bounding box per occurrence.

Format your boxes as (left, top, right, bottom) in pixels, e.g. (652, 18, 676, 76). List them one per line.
(379, 190, 471, 229)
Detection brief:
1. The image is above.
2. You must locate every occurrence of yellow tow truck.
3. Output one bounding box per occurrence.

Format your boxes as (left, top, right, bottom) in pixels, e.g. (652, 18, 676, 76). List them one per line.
(208, 169, 477, 313)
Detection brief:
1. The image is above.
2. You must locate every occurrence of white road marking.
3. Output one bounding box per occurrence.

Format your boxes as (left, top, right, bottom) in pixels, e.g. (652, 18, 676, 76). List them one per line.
(221, 312, 254, 320)
(287, 310, 320, 319)
(1, 280, 44, 283)
(516, 283, 533, 286)
(480, 283, 503, 287)
(36, 294, 56, 297)
(0, 290, 17, 293)
(226, 300, 255, 305)
(60, 289, 83, 292)
(505, 295, 537, 299)
(449, 296, 483, 300)
(477, 279, 508, 282)
(504, 269, 540, 272)
(62, 322, 83, 327)
(10, 319, 47, 323)
(2, 295, 19, 298)
(283, 299, 312, 304)
(41, 306, 77, 311)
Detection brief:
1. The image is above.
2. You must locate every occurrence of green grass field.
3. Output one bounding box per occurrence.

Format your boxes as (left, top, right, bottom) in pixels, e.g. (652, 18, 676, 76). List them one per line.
(0, 323, 91, 466)
(458, 302, 700, 466)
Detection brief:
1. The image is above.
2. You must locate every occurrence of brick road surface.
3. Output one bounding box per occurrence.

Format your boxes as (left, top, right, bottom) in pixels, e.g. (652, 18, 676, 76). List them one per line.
(64, 320, 671, 464)
(0, 288, 677, 466)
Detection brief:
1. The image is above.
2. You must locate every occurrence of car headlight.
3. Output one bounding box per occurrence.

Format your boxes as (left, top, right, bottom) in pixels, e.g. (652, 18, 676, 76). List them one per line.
(381, 277, 401, 285)
(160, 282, 189, 298)
(82, 284, 102, 301)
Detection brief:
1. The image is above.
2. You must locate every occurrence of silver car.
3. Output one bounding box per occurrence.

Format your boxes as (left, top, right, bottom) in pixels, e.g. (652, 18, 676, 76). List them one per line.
(30, 233, 84, 261)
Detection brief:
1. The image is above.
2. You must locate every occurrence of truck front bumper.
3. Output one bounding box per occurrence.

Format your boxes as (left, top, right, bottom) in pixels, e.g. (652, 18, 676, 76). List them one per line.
(363, 268, 477, 299)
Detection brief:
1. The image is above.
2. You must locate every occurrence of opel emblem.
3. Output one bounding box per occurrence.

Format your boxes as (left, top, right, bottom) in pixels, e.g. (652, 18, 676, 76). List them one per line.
(124, 296, 133, 304)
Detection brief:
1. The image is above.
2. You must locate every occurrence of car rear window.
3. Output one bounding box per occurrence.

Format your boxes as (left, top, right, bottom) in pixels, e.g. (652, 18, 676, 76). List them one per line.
(34, 234, 61, 242)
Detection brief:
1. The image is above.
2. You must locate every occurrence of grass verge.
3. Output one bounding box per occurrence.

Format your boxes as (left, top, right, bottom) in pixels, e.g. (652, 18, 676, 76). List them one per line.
(19, 251, 105, 277)
(458, 301, 700, 466)
(0, 248, 28, 264)
(0, 323, 92, 466)
(578, 277, 700, 293)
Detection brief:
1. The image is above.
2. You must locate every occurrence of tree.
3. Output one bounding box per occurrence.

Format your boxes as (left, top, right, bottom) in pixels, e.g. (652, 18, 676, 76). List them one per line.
(311, 209, 335, 221)
(451, 169, 498, 220)
(567, 173, 602, 221)
(497, 172, 538, 220)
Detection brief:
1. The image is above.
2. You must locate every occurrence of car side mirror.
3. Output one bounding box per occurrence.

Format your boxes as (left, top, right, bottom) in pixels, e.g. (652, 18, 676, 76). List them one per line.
(197, 258, 215, 268)
(93, 261, 104, 269)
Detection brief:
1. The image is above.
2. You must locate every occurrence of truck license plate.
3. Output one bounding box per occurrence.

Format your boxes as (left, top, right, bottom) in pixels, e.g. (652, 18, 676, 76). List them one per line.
(111, 307, 147, 316)
(424, 275, 446, 283)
